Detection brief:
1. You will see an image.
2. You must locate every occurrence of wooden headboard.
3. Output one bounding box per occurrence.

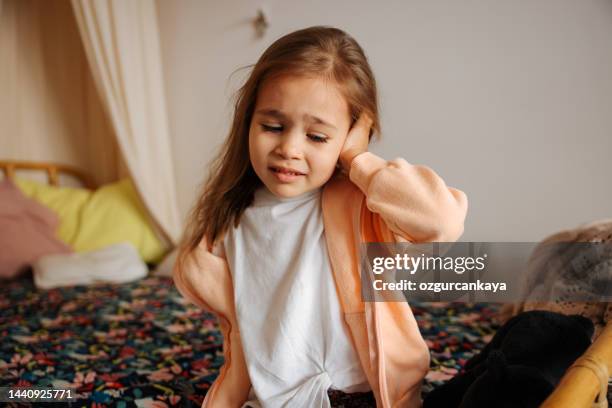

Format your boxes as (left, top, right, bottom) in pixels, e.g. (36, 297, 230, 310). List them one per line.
(0, 160, 96, 189)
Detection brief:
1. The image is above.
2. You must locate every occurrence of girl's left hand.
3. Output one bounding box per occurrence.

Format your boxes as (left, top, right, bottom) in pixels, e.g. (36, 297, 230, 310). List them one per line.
(339, 114, 373, 172)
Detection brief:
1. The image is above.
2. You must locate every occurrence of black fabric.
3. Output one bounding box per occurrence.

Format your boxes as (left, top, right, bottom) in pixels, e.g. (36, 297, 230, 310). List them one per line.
(423, 310, 594, 408)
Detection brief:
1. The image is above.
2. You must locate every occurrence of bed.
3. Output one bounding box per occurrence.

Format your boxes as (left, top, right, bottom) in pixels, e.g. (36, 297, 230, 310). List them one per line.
(0, 274, 501, 407)
(0, 160, 610, 407)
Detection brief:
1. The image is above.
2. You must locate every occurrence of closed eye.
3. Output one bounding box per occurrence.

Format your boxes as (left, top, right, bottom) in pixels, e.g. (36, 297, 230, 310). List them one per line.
(308, 134, 328, 143)
(261, 124, 282, 133)
(261, 124, 328, 143)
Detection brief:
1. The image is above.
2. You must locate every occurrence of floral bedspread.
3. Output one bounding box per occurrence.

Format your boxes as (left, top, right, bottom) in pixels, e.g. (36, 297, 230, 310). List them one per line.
(0, 275, 500, 407)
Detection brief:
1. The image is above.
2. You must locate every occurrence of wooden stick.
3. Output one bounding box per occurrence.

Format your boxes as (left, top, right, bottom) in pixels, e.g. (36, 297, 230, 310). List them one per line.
(541, 322, 611, 408)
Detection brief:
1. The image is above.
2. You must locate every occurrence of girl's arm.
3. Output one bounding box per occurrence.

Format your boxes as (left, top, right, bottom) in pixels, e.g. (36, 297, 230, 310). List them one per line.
(172, 239, 235, 320)
(173, 239, 252, 407)
(340, 115, 467, 243)
(348, 151, 468, 243)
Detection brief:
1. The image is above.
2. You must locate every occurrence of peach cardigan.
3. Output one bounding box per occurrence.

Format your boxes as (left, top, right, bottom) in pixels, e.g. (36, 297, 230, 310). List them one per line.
(173, 152, 468, 408)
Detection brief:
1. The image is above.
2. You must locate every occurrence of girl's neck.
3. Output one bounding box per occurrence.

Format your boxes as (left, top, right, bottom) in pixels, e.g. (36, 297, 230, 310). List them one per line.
(254, 186, 321, 206)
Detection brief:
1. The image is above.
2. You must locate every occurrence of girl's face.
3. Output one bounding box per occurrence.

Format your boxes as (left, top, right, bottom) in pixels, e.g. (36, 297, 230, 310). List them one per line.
(249, 74, 352, 198)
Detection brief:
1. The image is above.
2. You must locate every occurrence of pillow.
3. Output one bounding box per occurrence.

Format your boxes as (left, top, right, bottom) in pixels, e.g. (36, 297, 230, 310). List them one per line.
(15, 178, 166, 263)
(71, 179, 165, 263)
(0, 179, 72, 280)
(33, 242, 148, 289)
(14, 179, 92, 244)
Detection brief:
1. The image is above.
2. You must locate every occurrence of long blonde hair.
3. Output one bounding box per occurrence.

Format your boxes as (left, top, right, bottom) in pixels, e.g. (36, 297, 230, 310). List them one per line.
(183, 26, 381, 252)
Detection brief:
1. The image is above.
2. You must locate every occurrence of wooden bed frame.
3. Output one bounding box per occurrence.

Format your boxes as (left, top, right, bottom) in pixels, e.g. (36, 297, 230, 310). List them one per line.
(0, 159, 609, 406)
(0, 160, 96, 189)
(542, 321, 611, 407)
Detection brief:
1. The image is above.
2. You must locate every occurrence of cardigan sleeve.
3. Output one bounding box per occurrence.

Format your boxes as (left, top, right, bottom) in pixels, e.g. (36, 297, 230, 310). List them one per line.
(348, 152, 468, 243)
(173, 238, 252, 407)
(172, 238, 236, 322)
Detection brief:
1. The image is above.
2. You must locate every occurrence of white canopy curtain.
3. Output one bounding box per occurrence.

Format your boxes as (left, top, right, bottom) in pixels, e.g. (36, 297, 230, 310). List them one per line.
(71, 0, 181, 246)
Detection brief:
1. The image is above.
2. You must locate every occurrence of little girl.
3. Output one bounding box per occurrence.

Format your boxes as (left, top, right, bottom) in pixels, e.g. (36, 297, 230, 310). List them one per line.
(174, 26, 468, 408)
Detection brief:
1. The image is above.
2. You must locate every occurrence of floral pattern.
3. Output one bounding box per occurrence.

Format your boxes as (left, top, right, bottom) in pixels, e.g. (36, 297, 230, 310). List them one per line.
(1, 275, 502, 407)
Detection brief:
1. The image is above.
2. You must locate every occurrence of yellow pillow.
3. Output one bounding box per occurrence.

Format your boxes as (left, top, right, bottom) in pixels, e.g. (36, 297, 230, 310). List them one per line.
(15, 178, 165, 263)
(71, 179, 166, 263)
(14, 179, 91, 244)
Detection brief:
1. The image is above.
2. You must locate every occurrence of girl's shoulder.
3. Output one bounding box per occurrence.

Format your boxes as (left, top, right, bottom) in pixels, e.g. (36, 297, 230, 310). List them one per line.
(324, 171, 364, 202)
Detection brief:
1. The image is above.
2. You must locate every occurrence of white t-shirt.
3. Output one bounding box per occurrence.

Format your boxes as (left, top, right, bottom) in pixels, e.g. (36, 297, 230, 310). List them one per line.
(223, 187, 369, 408)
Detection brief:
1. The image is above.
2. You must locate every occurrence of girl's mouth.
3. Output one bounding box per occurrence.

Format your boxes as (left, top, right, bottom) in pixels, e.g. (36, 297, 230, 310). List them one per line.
(269, 166, 305, 183)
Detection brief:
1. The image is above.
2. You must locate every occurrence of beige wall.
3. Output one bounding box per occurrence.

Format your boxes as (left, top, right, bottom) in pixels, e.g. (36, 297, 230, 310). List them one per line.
(0, 0, 119, 186)
(157, 0, 612, 241)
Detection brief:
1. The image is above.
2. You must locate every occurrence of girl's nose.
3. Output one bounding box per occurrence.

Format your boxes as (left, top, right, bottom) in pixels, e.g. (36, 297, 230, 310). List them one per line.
(274, 132, 303, 160)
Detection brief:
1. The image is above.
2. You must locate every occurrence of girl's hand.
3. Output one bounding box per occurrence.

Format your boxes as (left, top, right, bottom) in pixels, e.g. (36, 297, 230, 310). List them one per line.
(339, 114, 373, 172)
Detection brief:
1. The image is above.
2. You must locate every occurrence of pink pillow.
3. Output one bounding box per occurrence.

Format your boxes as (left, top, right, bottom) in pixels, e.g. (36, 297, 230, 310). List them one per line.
(0, 178, 72, 280)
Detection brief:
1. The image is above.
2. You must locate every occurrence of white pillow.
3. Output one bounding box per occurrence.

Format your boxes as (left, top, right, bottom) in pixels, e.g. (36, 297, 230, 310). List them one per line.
(33, 242, 148, 289)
